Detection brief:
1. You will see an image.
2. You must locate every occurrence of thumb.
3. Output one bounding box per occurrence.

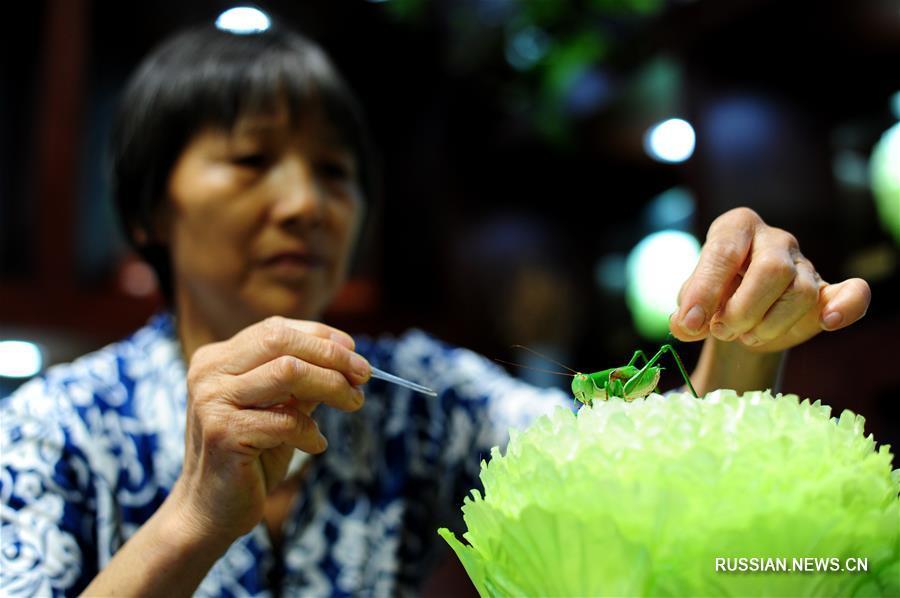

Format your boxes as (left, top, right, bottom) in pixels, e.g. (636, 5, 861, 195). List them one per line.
(818, 278, 871, 331)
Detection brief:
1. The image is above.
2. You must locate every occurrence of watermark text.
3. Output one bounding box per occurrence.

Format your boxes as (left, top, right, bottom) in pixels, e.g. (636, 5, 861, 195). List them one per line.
(714, 557, 868, 573)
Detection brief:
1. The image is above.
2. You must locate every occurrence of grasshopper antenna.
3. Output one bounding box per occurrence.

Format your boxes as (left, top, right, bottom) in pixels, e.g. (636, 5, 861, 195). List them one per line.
(493, 357, 575, 378)
(509, 344, 581, 375)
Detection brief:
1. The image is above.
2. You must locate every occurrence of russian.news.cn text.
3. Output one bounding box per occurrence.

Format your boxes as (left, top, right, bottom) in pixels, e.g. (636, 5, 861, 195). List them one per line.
(715, 557, 868, 573)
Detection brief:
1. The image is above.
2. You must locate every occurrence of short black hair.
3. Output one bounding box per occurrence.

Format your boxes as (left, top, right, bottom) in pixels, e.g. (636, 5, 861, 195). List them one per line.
(108, 23, 375, 303)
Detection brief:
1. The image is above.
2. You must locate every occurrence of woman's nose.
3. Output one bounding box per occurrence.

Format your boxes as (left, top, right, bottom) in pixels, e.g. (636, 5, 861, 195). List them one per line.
(268, 156, 325, 226)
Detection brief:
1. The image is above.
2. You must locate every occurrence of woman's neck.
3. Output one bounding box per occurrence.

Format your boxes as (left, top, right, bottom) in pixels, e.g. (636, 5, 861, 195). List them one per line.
(173, 286, 239, 362)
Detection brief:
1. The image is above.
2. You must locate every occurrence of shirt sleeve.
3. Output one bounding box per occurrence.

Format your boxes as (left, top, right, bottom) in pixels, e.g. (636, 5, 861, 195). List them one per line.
(1, 378, 96, 597)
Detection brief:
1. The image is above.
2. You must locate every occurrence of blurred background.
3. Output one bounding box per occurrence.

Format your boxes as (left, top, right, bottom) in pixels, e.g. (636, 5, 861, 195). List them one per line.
(1, 0, 899, 453)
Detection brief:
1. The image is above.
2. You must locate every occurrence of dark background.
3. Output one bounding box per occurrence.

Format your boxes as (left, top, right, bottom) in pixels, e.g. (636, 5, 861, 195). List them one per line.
(2, 0, 899, 453)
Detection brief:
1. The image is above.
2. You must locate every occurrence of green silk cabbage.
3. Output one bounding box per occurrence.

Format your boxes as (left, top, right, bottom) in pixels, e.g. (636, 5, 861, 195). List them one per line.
(439, 390, 899, 596)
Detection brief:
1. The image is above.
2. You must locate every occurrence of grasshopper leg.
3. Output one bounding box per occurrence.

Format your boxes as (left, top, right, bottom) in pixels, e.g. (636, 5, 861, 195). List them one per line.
(659, 344, 699, 398)
(626, 350, 649, 368)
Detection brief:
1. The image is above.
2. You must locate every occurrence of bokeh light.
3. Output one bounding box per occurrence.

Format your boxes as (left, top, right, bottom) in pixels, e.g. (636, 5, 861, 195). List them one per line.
(595, 253, 627, 293)
(832, 149, 870, 189)
(505, 26, 551, 71)
(0, 340, 43, 378)
(215, 6, 271, 34)
(645, 186, 696, 231)
(644, 118, 696, 163)
(626, 230, 701, 338)
(870, 121, 900, 246)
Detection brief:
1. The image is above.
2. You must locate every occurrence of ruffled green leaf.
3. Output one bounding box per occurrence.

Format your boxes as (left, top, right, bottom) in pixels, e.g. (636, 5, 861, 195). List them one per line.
(439, 390, 900, 596)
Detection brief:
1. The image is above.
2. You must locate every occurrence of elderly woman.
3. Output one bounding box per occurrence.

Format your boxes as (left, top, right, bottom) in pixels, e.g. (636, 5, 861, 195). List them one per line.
(0, 24, 870, 596)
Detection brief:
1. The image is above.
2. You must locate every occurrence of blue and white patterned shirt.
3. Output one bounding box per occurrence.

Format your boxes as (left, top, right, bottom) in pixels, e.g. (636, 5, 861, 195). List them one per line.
(0, 313, 568, 596)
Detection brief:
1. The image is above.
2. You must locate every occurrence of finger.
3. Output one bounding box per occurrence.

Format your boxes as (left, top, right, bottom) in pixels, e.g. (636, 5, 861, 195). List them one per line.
(711, 241, 798, 341)
(227, 405, 328, 455)
(277, 317, 356, 350)
(226, 354, 365, 412)
(193, 317, 352, 374)
(234, 316, 354, 350)
(286, 321, 356, 351)
(221, 317, 369, 384)
(671, 213, 756, 339)
(670, 274, 739, 341)
(738, 259, 821, 346)
(819, 277, 871, 331)
(747, 276, 871, 352)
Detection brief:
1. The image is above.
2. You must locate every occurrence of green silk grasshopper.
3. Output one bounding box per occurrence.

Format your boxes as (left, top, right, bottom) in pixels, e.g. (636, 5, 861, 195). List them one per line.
(505, 344, 699, 406)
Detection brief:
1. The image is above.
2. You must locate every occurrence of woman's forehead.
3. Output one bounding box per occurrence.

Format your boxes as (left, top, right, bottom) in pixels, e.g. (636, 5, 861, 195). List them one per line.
(229, 104, 348, 148)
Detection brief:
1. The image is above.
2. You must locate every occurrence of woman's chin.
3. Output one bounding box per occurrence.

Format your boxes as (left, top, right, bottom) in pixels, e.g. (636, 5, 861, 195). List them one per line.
(249, 288, 330, 322)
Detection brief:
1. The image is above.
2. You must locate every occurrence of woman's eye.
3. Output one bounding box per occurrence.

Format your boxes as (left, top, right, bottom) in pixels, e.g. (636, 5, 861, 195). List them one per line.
(231, 153, 268, 169)
(316, 161, 351, 181)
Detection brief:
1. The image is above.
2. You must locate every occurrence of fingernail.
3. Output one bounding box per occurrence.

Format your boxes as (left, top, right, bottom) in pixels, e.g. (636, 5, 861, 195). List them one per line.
(351, 354, 370, 379)
(741, 333, 761, 346)
(683, 305, 706, 332)
(822, 311, 842, 330)
(711, 321, 735, 340)
(330, 332, 355, 350)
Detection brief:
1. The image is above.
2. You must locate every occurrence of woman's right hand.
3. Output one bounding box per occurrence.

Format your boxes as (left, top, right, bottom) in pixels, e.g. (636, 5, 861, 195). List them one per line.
(168, 316, 370, 547)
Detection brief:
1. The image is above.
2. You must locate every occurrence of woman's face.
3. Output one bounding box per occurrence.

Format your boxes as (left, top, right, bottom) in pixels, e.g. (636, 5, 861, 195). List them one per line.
(163, 103, 364, 339)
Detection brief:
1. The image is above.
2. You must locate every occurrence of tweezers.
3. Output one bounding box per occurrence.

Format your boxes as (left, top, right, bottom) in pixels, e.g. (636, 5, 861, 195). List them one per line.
(369, 366, 437, 397)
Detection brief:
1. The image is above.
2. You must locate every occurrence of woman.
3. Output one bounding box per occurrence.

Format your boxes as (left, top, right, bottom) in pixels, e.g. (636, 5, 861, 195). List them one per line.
(0, 24, 871, 596)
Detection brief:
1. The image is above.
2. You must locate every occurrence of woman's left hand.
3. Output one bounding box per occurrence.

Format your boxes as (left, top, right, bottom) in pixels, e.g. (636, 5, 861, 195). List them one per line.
(669, 207, 871, 353)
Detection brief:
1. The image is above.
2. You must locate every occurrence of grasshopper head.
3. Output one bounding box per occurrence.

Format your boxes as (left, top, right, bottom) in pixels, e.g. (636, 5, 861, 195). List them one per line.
(571, 374, 593, 405)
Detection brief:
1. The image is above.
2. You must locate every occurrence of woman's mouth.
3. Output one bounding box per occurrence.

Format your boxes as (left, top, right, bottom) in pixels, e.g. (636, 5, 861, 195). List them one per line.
(261, 252, 326, 276)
